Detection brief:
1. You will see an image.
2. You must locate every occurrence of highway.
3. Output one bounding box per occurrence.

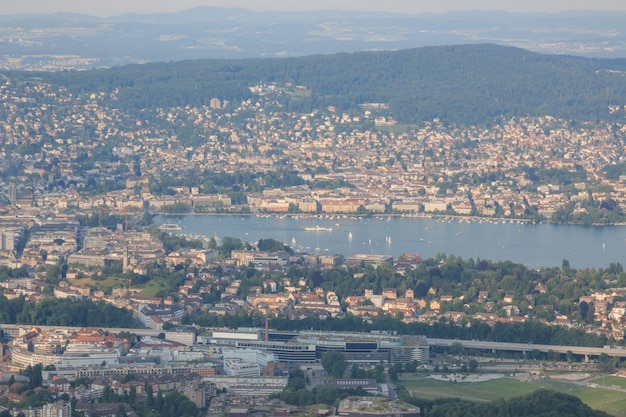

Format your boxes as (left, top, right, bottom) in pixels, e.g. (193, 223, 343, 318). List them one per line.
(428, 338, 626, 359)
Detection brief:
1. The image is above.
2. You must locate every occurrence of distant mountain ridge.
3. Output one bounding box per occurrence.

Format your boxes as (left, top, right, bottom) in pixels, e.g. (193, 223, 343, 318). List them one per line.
(1, 8, 626, 71)
(19, 43, 626, 126)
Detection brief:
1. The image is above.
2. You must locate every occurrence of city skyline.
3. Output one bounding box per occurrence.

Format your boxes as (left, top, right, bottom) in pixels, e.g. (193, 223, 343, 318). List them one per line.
(3, 0, 626, 17)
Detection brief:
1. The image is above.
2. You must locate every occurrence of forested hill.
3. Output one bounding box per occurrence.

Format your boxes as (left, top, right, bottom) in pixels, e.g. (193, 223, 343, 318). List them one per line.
(17, 43, 626, 125)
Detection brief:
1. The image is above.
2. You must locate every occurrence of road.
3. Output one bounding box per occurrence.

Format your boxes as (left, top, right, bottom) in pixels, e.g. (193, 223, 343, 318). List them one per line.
(428, 338, 626, 359)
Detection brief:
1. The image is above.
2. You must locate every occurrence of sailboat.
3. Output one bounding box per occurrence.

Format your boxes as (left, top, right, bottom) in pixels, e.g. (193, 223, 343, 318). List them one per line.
(348, 232, 353, 240)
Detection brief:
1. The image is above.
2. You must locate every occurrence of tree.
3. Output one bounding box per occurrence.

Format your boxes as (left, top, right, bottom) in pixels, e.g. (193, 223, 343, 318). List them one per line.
(116, 404, 126, 417)
(585, 302, 596, 324)
(350, 364, 366, 379)
(46, 264, 62, 285)
(404, 360, 418, 373)
(321, 351, 347, 378)
(562, 259, 572, 275)
(129, 385, 137, 404)
(154, 390, 164, 412)
(468, 359, 478, 373)
(389, 363, 403, 382)
(219, 236, 243, 257)
(370, 362, 386, 382)
(315, 385, 339, 405)
(598, 353, 616, 373)
(579, 301, 590, 323)
(258, 238, 286, 252)
(145, 382, 154, 406)
(25, 364, 43, 389)
(449, 341, 464, 356)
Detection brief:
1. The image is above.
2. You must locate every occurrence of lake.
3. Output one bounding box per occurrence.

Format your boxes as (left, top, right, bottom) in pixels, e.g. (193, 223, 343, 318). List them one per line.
(154, 214, 626, 269)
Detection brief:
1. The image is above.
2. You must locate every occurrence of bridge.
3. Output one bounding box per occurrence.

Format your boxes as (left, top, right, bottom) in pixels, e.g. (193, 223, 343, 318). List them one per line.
(428, 338, 626, 359)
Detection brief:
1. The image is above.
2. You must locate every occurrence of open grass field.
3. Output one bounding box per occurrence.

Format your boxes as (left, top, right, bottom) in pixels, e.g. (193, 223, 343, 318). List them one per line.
(68, 275, 166, 297)
(400, 376, 539, 402)
(68, 276, 127, 292)
(138, 280, 168, 297)
(400, 375, 626, 417)
(573, 387, 626, 417)
(588, 375, 626, 389)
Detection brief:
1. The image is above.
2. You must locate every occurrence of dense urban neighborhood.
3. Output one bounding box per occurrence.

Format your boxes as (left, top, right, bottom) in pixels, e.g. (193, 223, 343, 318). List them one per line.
(1, 74, 626, 222)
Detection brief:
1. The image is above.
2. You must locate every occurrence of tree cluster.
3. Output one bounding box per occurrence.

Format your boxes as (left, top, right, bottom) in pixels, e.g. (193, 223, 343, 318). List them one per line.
(279, 255, 625, 330)
(397, 388, 610, 417)
(0, 296, 134, 327)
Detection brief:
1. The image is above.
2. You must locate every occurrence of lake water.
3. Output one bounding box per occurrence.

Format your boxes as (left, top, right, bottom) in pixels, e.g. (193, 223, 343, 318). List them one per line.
(154, 215, 626, 269)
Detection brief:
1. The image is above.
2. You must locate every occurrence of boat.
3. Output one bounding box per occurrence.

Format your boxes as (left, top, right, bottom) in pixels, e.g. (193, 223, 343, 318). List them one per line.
(305, 225, 333, 232)
(159, 223, 183, 231)
(348, 232, 353, 240)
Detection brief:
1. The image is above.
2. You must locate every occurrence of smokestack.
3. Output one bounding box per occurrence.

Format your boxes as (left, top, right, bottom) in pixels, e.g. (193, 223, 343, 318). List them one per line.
(265, 314, 269, 342)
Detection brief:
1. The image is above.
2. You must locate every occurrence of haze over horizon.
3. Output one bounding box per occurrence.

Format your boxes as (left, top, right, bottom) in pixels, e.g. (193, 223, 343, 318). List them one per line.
(3, 0, 626, 17)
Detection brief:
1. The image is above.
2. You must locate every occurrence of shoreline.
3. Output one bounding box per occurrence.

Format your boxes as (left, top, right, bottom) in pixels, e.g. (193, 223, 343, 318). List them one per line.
(151, 210, 626, 269)
(154, 211, 626, 227)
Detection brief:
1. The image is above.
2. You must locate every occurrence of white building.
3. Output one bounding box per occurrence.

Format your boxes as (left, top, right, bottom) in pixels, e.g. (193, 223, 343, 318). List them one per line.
(222, 348, 277, 369)
(42, 401, 71, 417)
(223, 359, 260, 377)
(165, 330, 196, 346)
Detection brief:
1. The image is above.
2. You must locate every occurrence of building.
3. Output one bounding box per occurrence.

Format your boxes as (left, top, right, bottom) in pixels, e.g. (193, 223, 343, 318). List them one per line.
(42, 401, 71, 417)
(235, 341, 317, 363)
(325, 379, 378, 395)
(224, 360, 261, 377)
(201, 375, 288, 395)
(293, 331, 429, 365)
(137, 304, 185, 330)
(183, 383, 215, 408)
(0, 227, 21, 251)
(165, 330, 196, 346)
(337, 397, 420, 417)
(11, 346, 120, 370)
(197, 329, 261, 345)
(223, 348, 277, 369)
(74, 363, 198, 378)
(345, 254, 393, 268)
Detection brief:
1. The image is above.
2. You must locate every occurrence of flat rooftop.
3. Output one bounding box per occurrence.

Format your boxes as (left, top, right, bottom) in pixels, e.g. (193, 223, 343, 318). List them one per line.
(338, 397, 420, 417)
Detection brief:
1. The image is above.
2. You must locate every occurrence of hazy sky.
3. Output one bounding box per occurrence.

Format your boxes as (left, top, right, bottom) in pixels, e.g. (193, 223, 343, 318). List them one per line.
(4, 0, 626, 16)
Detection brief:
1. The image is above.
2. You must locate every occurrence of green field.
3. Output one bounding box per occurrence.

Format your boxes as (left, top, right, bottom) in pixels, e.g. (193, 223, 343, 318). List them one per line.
(68, 276, 128, 292)
(69, 275, 167, 297)
(588, 375, 626, 389)
(400, 376, 626, 417)
(573, 387, 626, 417)
(139, 281, 169, 297)
(401, 377, 540, 402)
